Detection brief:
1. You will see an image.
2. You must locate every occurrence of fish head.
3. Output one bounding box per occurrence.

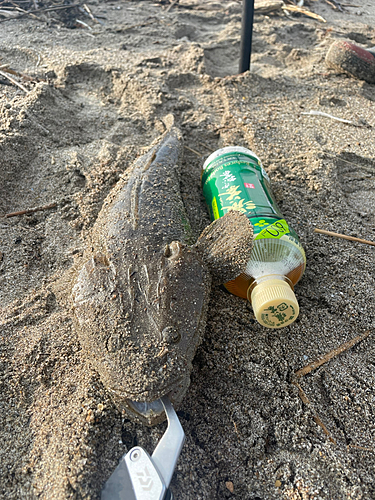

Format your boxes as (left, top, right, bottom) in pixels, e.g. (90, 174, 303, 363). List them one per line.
(72, 210, 253, 425)
(72, 242, 211, 425)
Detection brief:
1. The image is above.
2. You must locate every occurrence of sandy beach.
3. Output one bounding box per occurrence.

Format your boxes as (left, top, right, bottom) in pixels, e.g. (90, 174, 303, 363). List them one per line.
(1, 0, 375, 498)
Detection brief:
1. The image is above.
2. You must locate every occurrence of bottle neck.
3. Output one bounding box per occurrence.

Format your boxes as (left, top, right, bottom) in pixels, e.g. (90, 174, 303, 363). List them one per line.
(247, 274, 294, 302)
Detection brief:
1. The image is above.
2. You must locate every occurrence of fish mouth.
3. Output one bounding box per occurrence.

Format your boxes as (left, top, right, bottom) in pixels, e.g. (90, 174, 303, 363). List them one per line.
(109, 378, 186, 425)
(126, 399, 165, 421)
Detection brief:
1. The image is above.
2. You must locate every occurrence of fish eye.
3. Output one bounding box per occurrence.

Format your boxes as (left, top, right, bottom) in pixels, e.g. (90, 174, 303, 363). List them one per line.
(163, 241, 181, 260)
(162, 326, 181, 344)
(163, 244, 172, 257)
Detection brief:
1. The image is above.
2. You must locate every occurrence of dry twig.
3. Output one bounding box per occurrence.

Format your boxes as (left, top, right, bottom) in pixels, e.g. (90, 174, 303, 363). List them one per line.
(292, 331, 370, 443)
(13, 4, 43, 20)
(348, 444, 374, 452)
(282, 4, 326, 22)
(0, 8, 19, 18)
(0, 69, 29, 93)
(82, 3, 100, 23)
(198, 142, 214, 153)
(314, 228, 375, 247)
(4, 202, 57, 218)
(324, 0, 344, 11)
(0, 2, 82, 23)
(295, 332, 370, 378)
(166, 0, 179, 12)
(75, 18, 92, 29)
(302, 110, 368, 127)
(184, 145, 202, 156)
(0, 65, 38, 82)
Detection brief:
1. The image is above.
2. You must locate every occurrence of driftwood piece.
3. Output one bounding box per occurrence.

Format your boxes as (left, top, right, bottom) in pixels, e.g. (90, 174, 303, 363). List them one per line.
(283, 3, 327, 22)
(254, 0, 283, 14)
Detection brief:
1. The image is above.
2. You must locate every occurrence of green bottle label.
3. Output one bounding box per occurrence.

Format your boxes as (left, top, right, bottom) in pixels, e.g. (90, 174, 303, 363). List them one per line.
(202, 152, 282, 221)
(254, 218, 289, 239)
(202, 150, 302, 247)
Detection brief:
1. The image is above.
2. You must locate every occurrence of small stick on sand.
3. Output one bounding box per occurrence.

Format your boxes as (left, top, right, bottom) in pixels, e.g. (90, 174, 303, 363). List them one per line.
(4, 202, 57, 218)
(76, 18, 92, 29)
(292, 331, 370, 443)
(0, 65, 35, 82)
(83, 3, 100, 23)
(198, 142, 214, 152)
(0, 9, 19, 18)
(184, 145, 202, 156)
(39, 3, 82, 13)
(324, 0, 344, 11)
(295, 331, 370, 378)
(12, 4, 43, 21)
(348, 444, 374, 452)
(302, 110, 369, 127)
(293, 381, 336, 443)
(0, 69, 29, 93)
(324, 0, 337, 9)
(0, 3, 82, 23)
(314, 228, 375, 247)
(231, 419, 241, 443)
(322, 151, 361, 166)
(166, 0, 179, 13)
(282, 4, 326, 22)
(0, 62, 45, 82)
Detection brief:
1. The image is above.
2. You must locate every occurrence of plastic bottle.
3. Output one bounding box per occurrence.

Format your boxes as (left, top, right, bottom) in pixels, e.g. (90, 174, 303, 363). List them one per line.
(201, 146, 306, 329)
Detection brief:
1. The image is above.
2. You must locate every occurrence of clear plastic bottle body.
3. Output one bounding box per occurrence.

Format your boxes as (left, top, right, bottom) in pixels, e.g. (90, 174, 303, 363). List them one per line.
(202, 147, 306, 328)
(225, 220, 306, 299)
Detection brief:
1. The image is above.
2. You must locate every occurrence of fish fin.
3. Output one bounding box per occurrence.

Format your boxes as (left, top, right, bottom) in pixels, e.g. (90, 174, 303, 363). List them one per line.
(193, 211, 253, 285)
(72, 255, 132, 355)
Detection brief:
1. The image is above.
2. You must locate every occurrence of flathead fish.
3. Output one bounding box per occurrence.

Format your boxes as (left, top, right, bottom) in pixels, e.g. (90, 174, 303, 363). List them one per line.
(72, 124, 253, 425)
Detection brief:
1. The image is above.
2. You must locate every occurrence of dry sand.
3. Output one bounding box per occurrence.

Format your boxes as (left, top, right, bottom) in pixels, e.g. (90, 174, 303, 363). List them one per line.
(1, 0, 375, 498)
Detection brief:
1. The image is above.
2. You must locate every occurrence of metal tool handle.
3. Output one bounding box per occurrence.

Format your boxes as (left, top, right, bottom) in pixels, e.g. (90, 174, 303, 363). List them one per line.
(101, 453, 139, 500)
(151, 397, 185, 488)
(101, 397, 185, 500)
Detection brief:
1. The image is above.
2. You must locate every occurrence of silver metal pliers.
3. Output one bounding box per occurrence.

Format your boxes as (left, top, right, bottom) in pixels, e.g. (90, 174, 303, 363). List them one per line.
(101, 397, 185, 500)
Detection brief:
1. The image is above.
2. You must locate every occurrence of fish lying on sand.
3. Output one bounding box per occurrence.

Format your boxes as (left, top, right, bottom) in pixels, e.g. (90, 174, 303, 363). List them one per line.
(72, 122, 254, 425)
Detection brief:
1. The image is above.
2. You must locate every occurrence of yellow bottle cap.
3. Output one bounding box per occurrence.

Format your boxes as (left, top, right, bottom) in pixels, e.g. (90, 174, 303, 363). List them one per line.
(249, 278, 299, 329)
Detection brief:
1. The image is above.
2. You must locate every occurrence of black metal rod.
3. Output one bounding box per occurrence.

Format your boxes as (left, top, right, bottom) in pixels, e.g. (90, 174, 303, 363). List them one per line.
(239, 0, 255, 73)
